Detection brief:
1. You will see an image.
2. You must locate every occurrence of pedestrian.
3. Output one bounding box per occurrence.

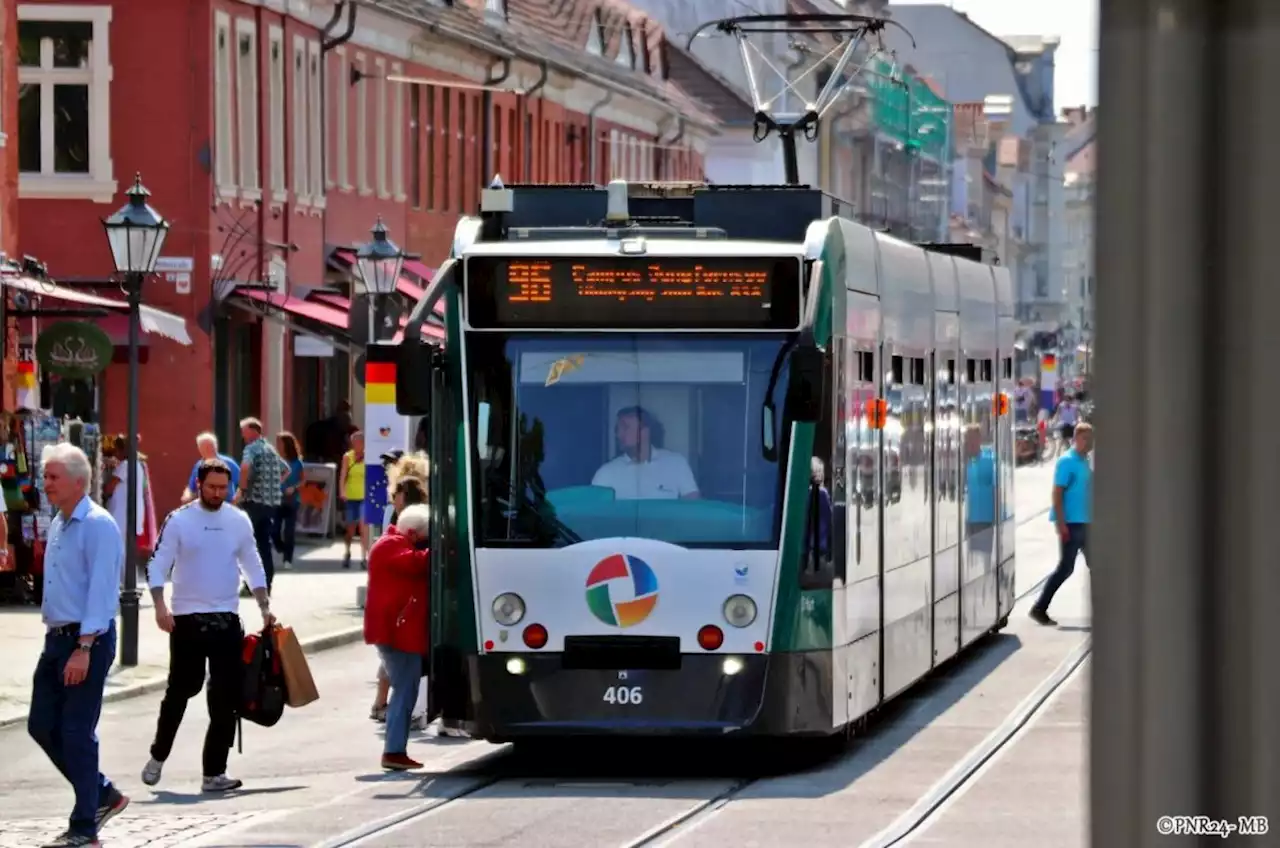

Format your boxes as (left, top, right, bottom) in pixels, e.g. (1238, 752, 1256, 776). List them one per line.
(101, 436, 144, 559)
(180, 433, 240, 504)
(272, 431, 304, 571)
(140, 458, 274, 792)
(234, 417, 287, 593)
(363, 504, 431, 771)
(1030, 422, 1094, 626)
(28, 443, 129, 848)
(369, 474, 428, 725)
(337, 430, 369, 570)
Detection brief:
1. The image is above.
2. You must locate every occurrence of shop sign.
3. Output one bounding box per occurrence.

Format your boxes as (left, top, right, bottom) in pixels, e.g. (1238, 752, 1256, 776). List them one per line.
(36, 321, 114, 379)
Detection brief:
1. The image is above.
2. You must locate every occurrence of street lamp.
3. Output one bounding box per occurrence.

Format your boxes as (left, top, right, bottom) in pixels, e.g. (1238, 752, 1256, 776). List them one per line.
(354, 217, 408, 344)
(102, 173, 169, 668)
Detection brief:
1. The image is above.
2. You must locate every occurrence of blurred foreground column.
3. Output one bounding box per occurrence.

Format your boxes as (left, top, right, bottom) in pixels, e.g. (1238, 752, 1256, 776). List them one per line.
(1094, 0, 1280, 844)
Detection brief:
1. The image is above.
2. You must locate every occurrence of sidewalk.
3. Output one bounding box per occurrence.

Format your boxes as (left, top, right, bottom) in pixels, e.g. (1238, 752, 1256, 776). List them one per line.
(0, 537, 368, 728)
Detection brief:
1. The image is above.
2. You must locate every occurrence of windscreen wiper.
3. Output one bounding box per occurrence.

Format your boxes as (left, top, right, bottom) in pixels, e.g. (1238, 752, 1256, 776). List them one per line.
(489, 469, 583, 546)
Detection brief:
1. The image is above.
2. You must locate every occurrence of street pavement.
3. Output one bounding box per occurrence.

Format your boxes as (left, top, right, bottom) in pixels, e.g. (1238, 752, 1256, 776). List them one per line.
(0, 538, 368, 728)
(0, 461, 1091, 847)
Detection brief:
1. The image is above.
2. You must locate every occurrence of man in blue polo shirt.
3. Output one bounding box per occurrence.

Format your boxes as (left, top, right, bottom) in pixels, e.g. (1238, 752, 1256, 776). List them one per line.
(180, 433, 240, 504)
(1030, 421, 1094, 625)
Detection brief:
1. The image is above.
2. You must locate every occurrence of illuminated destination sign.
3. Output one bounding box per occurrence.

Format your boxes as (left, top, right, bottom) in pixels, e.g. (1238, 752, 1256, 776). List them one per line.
(464, 255, 802, 329)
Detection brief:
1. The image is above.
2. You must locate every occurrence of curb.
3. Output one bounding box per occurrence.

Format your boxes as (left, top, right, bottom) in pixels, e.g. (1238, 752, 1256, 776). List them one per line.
(0, 625, 364, 731)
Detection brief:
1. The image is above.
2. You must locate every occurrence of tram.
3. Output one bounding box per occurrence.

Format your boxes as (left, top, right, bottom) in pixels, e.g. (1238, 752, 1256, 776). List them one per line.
(389, 177, 1017, 741)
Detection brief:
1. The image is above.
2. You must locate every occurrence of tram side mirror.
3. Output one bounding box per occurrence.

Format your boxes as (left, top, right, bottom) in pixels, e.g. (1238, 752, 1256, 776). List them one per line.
(786, 345, 824, 423)
(396, 341, 433, 416)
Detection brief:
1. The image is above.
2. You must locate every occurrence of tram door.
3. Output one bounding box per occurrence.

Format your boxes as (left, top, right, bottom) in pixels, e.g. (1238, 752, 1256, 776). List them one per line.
(426, 348, 468, 727)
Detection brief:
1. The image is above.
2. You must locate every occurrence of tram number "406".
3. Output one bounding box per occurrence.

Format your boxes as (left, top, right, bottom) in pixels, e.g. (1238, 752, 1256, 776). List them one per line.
(602, 685, 643, 705)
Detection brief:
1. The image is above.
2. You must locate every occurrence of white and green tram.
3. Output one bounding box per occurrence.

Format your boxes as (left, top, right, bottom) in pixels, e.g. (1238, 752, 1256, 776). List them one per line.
(392, 179, 1016, 741)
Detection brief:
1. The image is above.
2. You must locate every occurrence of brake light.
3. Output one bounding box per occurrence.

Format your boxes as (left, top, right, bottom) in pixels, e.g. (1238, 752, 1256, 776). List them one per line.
(522, 623, 548, 649)
(697, 625, 724, 651)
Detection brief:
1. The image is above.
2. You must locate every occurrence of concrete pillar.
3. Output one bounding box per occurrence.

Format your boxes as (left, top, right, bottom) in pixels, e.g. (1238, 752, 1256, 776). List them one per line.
(1092, 0, 1280, 842)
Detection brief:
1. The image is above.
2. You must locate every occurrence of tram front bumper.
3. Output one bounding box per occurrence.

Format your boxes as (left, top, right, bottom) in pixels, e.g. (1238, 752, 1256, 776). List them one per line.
(467, 653, 771, 737)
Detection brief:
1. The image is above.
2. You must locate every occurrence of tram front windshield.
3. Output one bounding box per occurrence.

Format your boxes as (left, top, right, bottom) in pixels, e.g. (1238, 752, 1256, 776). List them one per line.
(468, 333, 792, 549)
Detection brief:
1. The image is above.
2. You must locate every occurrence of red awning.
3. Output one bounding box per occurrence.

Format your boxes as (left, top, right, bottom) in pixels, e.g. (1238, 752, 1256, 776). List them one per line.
(237, 288, 347, 331)
(0, 272, 192, 345)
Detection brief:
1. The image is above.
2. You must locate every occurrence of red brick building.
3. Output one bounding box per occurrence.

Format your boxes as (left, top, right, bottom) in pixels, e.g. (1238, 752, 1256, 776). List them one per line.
(0, 0, 18, 410)
(11, 0, 721, 513)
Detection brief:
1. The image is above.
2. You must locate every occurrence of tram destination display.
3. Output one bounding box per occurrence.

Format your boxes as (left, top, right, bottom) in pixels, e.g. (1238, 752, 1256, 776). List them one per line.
(464, 255, 802, 329)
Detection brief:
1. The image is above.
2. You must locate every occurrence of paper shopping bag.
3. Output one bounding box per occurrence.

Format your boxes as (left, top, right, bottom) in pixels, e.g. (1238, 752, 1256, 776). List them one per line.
(272, 625, 320, 708)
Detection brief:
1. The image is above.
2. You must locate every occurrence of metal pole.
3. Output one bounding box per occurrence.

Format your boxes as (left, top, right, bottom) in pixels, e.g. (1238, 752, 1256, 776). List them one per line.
(1094, 0, 1280, 843)
(119, 273, 142, 667)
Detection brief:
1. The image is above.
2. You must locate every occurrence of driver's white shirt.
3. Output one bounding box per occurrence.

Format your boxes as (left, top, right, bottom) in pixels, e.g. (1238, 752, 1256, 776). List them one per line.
(592, 448, 698, 500)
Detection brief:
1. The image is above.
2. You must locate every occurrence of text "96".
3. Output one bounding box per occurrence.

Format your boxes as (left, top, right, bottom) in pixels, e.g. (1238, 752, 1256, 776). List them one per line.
(603, 686, 643, 705)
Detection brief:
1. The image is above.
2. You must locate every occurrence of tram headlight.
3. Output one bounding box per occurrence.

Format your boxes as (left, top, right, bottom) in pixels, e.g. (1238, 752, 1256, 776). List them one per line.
(491, 593, 526, 626)
(722, 594, 757, 628)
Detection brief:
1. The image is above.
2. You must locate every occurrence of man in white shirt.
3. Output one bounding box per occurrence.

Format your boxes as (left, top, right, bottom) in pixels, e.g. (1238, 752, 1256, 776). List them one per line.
(140, 459, 274, 794)
(591, 406, 700, 500)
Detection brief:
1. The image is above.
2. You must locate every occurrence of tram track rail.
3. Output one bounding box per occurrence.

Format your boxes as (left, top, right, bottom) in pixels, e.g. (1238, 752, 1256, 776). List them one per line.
(317, 501, 1069, 848)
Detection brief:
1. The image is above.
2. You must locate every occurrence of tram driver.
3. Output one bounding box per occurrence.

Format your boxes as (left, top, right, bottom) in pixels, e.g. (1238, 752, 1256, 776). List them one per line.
(592, 406, 701, 500)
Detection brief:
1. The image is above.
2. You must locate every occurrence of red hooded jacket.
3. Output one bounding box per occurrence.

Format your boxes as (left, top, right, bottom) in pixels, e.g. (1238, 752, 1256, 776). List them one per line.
(363, 525, 430, 656)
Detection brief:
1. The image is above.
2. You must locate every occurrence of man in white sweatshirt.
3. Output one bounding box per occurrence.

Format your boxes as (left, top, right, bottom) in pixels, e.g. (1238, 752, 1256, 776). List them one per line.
(140, 459, 275, 793)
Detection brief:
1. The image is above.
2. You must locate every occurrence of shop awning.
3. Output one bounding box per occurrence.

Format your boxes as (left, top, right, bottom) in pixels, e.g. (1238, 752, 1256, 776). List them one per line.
(0, 273, 192, 345)
(298, 290, 443, 342)
(234, 288, 348, 332)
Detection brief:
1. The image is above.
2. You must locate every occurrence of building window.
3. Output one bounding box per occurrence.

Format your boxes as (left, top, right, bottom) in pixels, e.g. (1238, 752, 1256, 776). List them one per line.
(292, 36, 308, 202)
(424, 86, 435, 210)
(616, 26, 635, 69)
(586, 12, 604, 56)
(355, 53, 369, 194)
(16, 6, 115, 202)
(456, 91, 467, 211)
(235, 19, 260, 197)
(268, 26, 285, 202)
(375, 57, 388, 197)
(211, 13, 235, 196)
(335, 48, 348, 188)
(653, 43, 664, 79)
(409, 88, 420, 208)
(391, 62, 404, 200)
(307, 40, 323, 207)
(441, 89, 450, 211)
(485, 0, 507, 18)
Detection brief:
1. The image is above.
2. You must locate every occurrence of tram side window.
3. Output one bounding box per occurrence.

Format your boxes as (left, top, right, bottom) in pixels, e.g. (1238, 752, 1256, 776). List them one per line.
(981, 359, 994, 382)
(856, 351, 876, 382)
(965, 359, 977, 384)
(803, 348, 835, 573)
(1002, 357, 1013, 380)
(945, 359, 956, 385)
(910, 357, 926, 386)
(890, 354, 904, 385)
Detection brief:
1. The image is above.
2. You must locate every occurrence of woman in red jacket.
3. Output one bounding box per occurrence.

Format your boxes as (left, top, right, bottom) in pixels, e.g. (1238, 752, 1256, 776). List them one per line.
(363, 503, 431, 770)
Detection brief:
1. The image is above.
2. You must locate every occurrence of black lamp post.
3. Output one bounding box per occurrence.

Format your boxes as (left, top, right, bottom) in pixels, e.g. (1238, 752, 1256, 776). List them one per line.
(354, 217, 409, 344)
(102, 173, 169, 668)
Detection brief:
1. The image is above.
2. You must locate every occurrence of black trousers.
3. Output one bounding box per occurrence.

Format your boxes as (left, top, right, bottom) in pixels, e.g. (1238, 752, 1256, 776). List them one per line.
(149, 613, 244, 777)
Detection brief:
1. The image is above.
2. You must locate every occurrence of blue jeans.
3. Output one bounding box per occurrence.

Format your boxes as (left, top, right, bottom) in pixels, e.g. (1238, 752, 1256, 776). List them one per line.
(1035, 523, 1089, 614)
(273, 500, 299, 563)
(28, 621, 118, 839)
(242, 502, 276, 591)
(377, 646, 422, 756)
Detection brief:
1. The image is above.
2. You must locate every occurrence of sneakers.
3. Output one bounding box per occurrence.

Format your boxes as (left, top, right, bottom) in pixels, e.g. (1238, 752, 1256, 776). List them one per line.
(410, 713, 428, 731)
(370, 704, 388, 723)
(141, 757, 164, 786)
(41, 832, 100, 847)
(381, 753, 423, 771)
(1029, 608, 1058, 626)
(202, 774, 244, 793)
(94, 786, 129, 828)
(342, 551, 352, 569)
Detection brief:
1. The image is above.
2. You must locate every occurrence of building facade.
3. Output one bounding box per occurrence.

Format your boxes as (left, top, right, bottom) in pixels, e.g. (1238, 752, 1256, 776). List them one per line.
(1, 1, 18, 412)
(1061, 105, 1095, 378)
(12, 0, 722, 513)
(884, 4, 1065, 340)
